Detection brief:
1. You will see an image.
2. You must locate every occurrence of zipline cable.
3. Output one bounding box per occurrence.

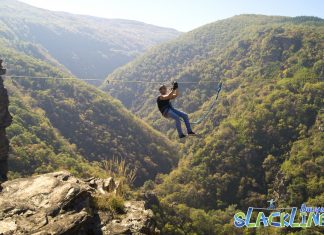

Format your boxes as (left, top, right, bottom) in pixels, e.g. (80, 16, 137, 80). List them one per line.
(4, 74, 222, 122)
(5, 74, 223, 125)
(6, 74, 322, 126)
(4, 75, 323, 84)
(3, 75, 103, 81)
(3, 75, 220, 84)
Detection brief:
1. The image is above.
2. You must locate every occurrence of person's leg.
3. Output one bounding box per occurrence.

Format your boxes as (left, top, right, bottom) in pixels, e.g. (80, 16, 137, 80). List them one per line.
(170, 108, 193, 133)
(166, 109, 185, 137)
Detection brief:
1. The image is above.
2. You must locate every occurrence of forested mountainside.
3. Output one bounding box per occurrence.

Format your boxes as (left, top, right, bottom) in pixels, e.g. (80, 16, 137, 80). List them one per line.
(1, 40, 178, 185)
(104, 15, 323, 132)
(0, 11, 323, 234)
(0, 0, 180, 81)
(104, 15, 324, 234)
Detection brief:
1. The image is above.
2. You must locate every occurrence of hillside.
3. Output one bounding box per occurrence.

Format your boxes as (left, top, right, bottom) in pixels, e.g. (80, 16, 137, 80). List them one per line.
(103, 15, 323, 133)
(0, 10, 323, 234)
(1, 39, 178, 185)
(103, 15, 324, 234)
(0, 0, 180, 81)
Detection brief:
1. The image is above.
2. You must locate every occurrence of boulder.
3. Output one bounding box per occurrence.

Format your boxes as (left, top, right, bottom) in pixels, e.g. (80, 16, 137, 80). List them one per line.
(0, 171, 159, 235)
(101, 201, 158, 235)
(84, 177, 116, 195)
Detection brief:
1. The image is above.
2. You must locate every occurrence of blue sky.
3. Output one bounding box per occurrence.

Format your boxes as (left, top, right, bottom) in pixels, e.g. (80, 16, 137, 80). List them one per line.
(20, 0, 324, 31)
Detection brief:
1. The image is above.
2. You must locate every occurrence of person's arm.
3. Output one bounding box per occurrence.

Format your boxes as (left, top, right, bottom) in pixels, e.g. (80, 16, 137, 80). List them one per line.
(159, 89, 178, 100)
(174, 88, 179, 98)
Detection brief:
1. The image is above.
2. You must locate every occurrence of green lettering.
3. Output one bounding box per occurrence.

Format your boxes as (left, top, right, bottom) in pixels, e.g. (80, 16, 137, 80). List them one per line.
(255, 212, 268, 227)
(306, 212, 315, 227)
(280, 212, 290, 227)
(247, 222, 257, 228)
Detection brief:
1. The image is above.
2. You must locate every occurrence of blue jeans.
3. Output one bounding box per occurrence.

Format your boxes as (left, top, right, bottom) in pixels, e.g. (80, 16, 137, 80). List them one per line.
(165, 107, 192, 137)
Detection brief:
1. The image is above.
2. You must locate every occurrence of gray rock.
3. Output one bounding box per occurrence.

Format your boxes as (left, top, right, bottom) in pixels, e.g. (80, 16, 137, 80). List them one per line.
(0, 171, 91, 234)
(0, 171, 159, 235)
(0, 60, 12, 182)
(103, 201, 157, 235)
(84, 177, 116, 195)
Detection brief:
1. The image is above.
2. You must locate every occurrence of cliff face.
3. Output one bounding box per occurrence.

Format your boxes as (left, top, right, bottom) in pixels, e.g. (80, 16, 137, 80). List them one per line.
(0, 62, 158, 234)
(0, 171, 159, 235)
(0, 60, 12, 182)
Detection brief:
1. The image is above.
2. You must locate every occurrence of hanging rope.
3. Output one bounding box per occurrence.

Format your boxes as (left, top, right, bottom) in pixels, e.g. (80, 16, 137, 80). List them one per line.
(181, 82, 222, 125)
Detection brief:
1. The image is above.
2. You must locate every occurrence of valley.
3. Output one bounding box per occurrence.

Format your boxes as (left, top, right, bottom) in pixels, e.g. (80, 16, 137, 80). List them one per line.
(0, 1, 323, 234)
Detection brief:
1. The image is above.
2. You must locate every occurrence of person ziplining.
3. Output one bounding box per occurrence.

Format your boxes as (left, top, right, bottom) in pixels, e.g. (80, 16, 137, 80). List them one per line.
(4, 73, 222, 137)
(157, 82, 196, 138)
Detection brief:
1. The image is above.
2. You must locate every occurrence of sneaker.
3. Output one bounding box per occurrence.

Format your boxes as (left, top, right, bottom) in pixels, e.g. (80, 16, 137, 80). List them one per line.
(179, 134, 186, 139)
(188, 131, 196, 135)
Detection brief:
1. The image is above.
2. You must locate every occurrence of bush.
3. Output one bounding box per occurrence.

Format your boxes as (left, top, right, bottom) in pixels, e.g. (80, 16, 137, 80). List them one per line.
(93, 194, 125, 214)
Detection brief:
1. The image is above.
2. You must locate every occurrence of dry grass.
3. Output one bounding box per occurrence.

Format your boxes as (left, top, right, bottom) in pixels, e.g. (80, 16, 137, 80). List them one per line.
(92, 194, 125, 214)
(102, 157, 137, 186)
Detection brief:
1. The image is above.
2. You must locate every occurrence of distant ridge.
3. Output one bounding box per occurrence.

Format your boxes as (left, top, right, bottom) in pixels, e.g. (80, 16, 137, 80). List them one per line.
(0, 0, 180, 80)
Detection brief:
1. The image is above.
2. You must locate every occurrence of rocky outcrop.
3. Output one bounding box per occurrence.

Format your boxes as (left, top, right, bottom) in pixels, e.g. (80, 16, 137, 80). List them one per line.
(0, 59, 12, 182)
(0, 171, 159, 235)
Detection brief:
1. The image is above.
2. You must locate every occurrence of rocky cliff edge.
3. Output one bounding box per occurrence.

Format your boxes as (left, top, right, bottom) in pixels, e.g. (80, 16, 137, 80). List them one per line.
(0, 171, 159, 235)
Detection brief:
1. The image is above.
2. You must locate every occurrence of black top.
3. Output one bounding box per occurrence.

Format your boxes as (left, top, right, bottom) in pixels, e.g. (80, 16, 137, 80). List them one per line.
(157, 96, 172, 114)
